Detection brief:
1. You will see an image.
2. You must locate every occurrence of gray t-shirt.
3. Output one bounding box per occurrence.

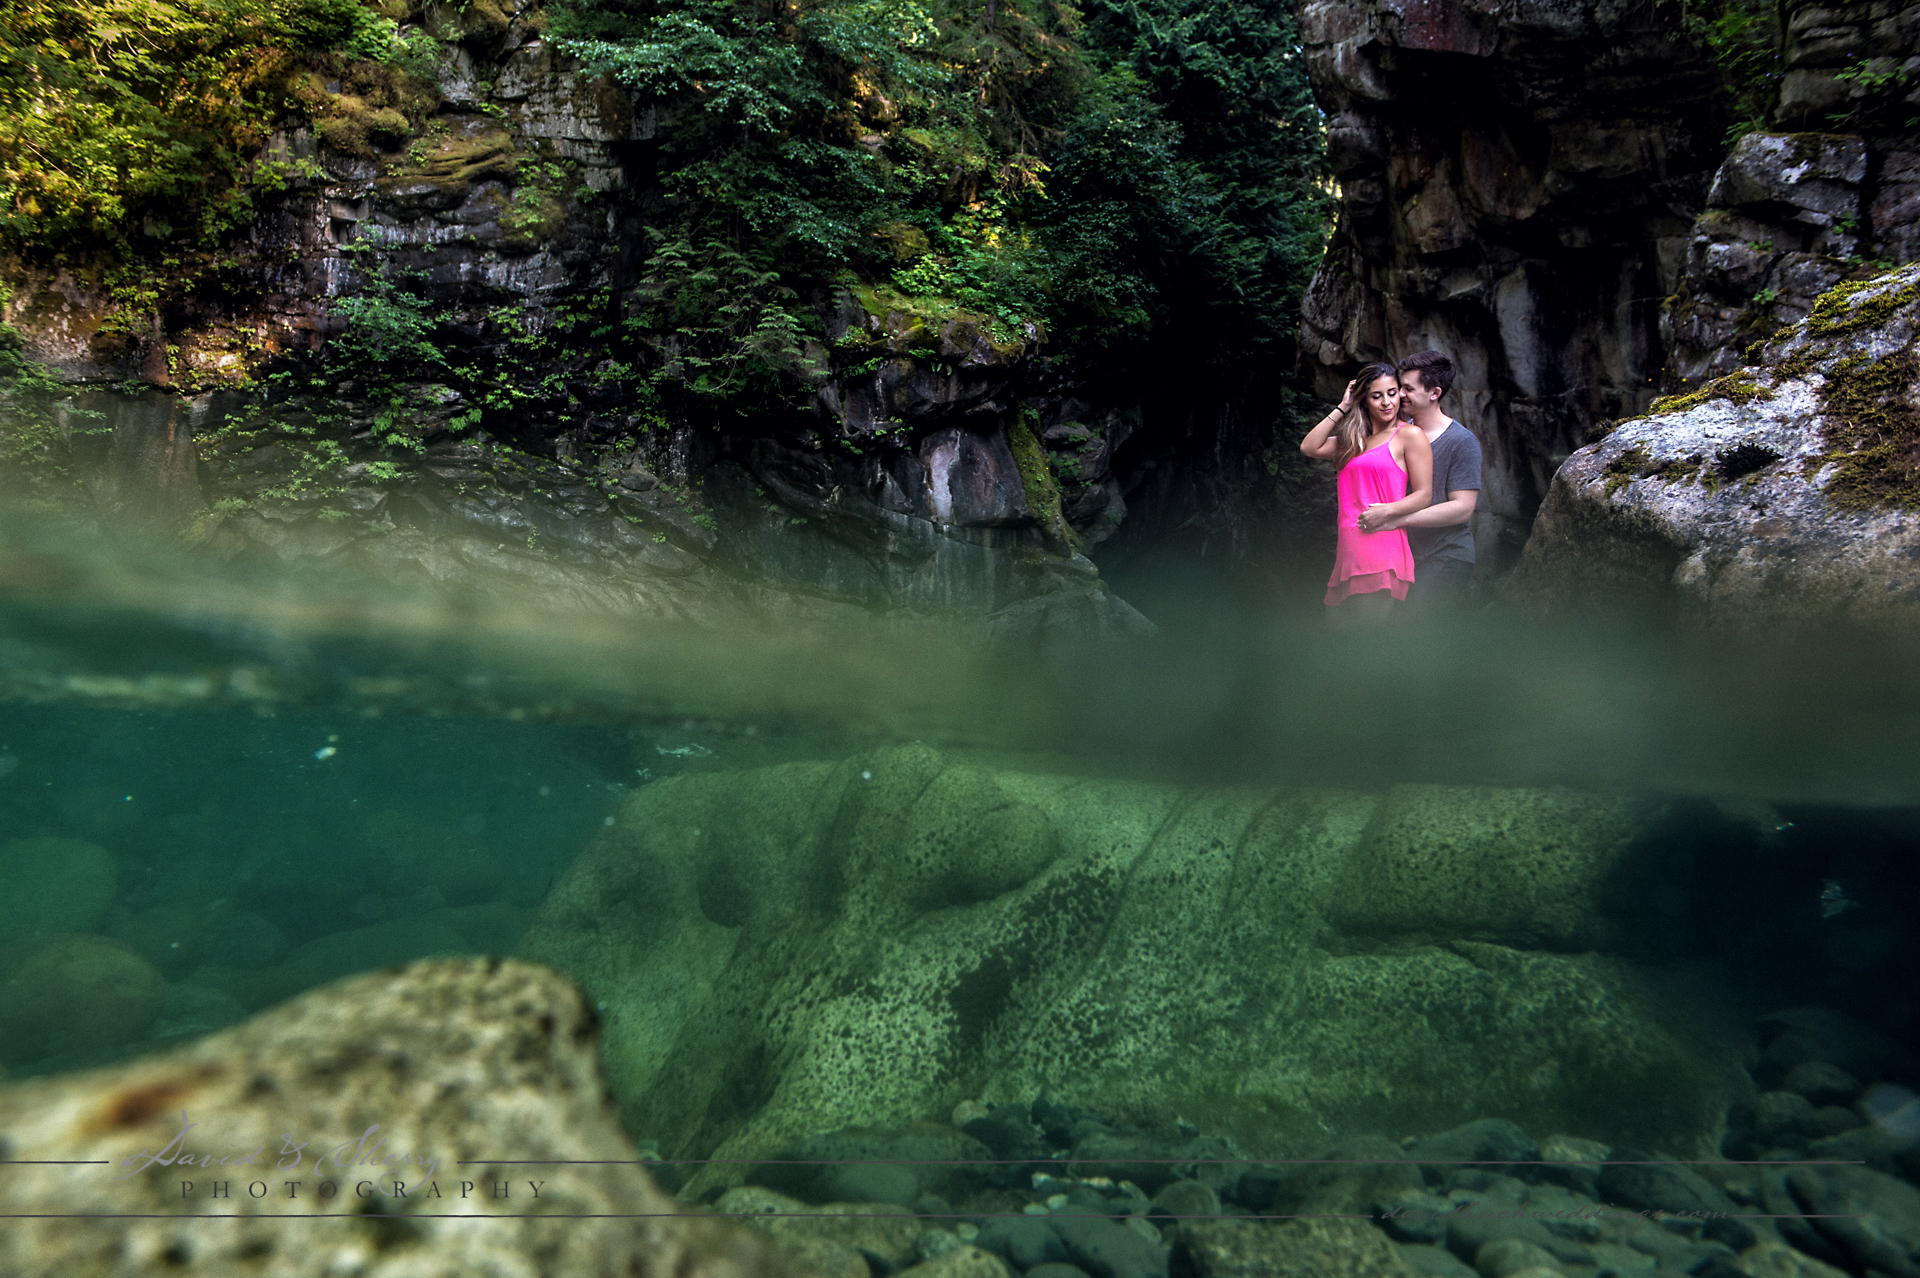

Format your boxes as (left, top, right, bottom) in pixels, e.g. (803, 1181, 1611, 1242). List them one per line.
(1407, 420, 1481, 566)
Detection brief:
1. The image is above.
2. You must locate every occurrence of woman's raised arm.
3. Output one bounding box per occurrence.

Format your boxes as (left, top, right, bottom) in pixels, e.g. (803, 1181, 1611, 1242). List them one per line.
(1299, 381, 1355, 461)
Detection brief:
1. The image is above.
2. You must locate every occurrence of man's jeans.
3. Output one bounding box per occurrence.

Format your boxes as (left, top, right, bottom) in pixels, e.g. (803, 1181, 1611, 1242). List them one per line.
(1405, 556, 1474, 609)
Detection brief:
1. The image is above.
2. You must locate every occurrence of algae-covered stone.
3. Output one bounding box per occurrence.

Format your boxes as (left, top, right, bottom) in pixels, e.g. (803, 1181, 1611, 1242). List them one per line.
(1169, 1217, 1422, 1277)
(717, 1186, 925, 1273)
(0, 957, 809, 1278)
(0, 933, 163, 1066)
(1329, 785, 1650, 948)
(515, 745, 1749, 1190)
(0, 836, 118, 947)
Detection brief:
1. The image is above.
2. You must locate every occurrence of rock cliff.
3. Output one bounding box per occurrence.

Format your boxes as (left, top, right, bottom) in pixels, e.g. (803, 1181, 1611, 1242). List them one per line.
(1296, 0, 1734, 572)
(1661, 2, 1920, 387)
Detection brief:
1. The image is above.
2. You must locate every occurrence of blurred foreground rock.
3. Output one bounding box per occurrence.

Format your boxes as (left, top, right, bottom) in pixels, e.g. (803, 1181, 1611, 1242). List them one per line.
(0, 957, 805, 1278)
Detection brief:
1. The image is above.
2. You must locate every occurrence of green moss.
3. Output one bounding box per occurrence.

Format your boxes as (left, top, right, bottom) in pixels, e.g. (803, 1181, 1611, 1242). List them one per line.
(1649, 372, 1775, 415)
(1601, 446, 1653, 497)
(1806, 272, 1920, 336)
(1007, 408, 1079, 551)
(1815, 345, 1920, 510)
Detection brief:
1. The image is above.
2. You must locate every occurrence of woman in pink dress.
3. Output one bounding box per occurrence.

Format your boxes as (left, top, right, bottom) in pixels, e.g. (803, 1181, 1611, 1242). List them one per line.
(1299, 362, 1433, 619)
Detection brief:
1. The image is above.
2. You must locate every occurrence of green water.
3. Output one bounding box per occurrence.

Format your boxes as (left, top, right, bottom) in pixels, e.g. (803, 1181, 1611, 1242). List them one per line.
(1, 509, 1916, 1249)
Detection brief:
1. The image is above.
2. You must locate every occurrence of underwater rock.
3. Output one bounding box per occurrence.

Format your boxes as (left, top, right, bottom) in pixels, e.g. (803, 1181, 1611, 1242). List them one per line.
(1393, 1243, 1478, 1278)
(0, 956, 809, 1278)
(516, 744, 1751, 1195)
(898, 1246, 1016, 1278)
(1409, 1120, 1541, 1184)
(1046, 1209, 1168, 1278)
(1266, 1135, 1423, 1218)
(1146, 1179, 1219, 1223)
(0, 835, 117, 947)
(1773, 1163, 1920, 1278)
(283, 915, 474, 987)
(1755, 1006, 1918, 1089)
(150, 980, 249, 1041)
(715, 1186, 923, 1278)
(0, 932, 164, 1067)
(1170, 1216, 1422, 1277)
(1511, 265, 1920, 629)
(1778, 1061, 1863, 1108)
(1737, 1239, 1854, 1278)
(745, 1124, 996, 1207)
(1327, 787, 1652, 950)
(1598, 1152, 1767, 1253)
(1536, 1134, 1609, 1199)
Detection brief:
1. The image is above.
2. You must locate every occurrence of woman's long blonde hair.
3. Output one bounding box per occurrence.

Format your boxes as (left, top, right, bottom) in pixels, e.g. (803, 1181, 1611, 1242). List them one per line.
(1333, 362, 1402, 464)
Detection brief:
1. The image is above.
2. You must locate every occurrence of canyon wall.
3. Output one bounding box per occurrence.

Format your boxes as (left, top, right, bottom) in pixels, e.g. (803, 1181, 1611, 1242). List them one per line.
(1297, 0, 1733, 573)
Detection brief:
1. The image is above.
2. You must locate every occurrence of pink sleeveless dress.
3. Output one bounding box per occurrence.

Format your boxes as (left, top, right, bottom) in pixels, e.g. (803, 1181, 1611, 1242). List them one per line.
(1324, 423, 1415, 605)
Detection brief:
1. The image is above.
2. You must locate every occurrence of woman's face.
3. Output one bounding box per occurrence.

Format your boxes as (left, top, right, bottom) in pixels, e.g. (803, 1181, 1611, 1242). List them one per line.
(1364, 374, 1400, 425)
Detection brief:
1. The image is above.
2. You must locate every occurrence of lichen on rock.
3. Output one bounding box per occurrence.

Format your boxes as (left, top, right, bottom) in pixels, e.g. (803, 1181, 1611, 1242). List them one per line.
(1512, 263, 1920, 628)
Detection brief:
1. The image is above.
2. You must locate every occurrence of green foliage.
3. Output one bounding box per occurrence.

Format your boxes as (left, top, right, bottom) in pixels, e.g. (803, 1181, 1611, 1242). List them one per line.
(555, 0, 1331, 410)
(1070, 0, 1333, 348)
(1667, 0, 1783, 143)
(0, 0, 435, 254)
(1828, 58, 1920, 134)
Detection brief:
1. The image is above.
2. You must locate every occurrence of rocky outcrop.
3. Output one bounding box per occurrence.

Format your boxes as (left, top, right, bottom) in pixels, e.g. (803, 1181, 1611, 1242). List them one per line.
(1296, 0, 1733, 572)
(1661, 2, 1920, 386)
(1661, 132, 1867, 386)
(1510, 265, 1920, 627)
(0, 956, 806, 1277)
(515, 743, 1754, 1185)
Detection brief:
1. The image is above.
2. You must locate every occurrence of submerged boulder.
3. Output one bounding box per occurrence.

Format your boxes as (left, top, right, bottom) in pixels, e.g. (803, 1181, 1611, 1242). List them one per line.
(1512, 264, 1920, 628)
(0, 957, 805, 1278)
(0, 933, 164, 1067)
(515, 745, 1750, 1191)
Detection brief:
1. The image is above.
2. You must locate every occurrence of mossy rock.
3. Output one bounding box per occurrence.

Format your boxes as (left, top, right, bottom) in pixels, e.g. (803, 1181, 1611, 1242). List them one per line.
(515, 745, 1748, 1189)
(317, 105, 412, 157)
(1325, 784, 1653, 949)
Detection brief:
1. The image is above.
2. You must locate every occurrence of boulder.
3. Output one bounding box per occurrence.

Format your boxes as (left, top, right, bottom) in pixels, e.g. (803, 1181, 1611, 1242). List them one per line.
(1169, 1217, 1422, 1277)
(0, 956, 809, 1278)
(1511, 265, 1920, 629)
(0, 933, 164, 1067)
(514, 745, 1750, 1194)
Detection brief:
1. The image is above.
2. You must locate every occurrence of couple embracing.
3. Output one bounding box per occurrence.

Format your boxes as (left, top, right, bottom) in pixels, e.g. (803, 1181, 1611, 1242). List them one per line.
(1299, 351, 1482, 619)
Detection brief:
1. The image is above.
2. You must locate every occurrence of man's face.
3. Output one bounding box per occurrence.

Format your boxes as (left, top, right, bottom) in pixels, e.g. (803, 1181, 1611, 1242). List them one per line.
(1399, 370, 1441, 412)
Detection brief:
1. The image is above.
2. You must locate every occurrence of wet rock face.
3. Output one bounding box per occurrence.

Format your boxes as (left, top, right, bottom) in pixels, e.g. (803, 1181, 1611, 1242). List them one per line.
(1511, 265, 1920, 628)
(1297, 0, 1732, 572)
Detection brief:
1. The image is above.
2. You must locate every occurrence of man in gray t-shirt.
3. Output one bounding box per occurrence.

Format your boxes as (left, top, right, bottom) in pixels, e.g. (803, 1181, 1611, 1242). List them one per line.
(1354, 350, 1482, 607)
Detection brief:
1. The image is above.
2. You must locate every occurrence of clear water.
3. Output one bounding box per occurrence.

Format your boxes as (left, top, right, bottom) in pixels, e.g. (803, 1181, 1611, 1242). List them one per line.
(2, 502, 1917, 1249)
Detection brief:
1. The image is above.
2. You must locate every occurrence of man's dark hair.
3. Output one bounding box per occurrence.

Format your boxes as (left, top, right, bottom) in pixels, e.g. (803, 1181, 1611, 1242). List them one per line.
(1398, 350, 1455, 399)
